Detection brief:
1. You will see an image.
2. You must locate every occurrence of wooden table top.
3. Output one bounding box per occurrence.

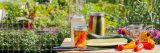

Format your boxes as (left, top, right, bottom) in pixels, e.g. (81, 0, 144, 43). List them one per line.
(57, 38, 160, 53)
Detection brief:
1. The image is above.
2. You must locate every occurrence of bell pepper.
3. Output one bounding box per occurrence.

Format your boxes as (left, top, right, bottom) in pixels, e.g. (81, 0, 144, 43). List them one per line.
(139, 31, 148, 42)
(134, 42, 144, 52)
(123, 41, 136, 49)
(141, 41, 154, 50)
(139, 31, 155, 45)
(117, 41, 136, 51)
(147, 36, 155, 45)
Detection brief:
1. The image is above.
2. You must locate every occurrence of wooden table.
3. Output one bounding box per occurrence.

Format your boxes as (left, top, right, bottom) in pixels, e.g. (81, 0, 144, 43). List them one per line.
(57, 38, 160, 53)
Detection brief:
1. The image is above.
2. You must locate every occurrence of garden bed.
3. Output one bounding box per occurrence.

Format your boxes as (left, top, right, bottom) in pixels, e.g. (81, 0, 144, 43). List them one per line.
(0, 30, 64, 52)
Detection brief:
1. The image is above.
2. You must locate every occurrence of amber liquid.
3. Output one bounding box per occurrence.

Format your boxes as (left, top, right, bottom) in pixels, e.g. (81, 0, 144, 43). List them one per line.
(74, 31, 87, 48)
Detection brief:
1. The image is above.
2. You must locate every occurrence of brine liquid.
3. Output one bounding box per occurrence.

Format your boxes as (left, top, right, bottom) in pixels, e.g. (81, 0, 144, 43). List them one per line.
(74, 31, 87, 48)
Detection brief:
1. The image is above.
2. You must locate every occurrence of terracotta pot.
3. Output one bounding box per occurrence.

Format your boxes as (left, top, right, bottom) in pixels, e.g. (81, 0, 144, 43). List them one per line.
(23, 22, 33, 29)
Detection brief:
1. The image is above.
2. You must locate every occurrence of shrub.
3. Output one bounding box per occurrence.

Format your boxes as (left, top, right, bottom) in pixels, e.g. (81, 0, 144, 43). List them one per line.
(0, 30, 64, 52)
(36, 33, 61, 51)
(0, 30, 38, 51)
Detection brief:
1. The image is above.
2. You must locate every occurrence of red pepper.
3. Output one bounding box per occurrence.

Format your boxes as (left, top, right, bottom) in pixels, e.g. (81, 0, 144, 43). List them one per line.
(141, 41, 154, 50)
(75, 31, 87, 48)
(134, 42, 144, 52)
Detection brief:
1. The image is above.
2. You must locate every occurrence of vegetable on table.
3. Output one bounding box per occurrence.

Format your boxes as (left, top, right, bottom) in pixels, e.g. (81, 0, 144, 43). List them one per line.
(141, 41, 154, 50)
(139, 31, 155, 46)
(134, 42, 144, 52)
(117, 41, 136, 51)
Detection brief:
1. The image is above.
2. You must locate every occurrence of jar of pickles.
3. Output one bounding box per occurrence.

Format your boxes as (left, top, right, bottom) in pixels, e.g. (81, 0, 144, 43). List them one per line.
(88, 12, 106, 36)
(73, 26, 87, 49)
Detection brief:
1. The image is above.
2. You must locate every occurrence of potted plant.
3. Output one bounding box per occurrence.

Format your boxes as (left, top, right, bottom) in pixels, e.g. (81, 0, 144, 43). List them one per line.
(23, 2, 38, 29)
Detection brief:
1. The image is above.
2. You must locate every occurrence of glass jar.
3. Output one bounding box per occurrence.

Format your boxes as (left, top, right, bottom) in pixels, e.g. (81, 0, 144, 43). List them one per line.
(73, 26, 87, 49)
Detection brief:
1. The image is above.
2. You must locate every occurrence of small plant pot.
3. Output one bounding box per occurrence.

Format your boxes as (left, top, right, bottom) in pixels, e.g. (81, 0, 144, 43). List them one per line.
(23, 22, 33, 29)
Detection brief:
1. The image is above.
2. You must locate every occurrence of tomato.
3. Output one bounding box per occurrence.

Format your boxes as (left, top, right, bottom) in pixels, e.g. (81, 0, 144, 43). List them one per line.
(117, 44, 123, 51)
(134, 42, 144, 52)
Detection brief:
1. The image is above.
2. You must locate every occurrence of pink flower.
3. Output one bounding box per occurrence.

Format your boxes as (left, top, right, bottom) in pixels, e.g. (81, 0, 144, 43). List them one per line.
(148, 29, 160, 39)
(117, 27, 129, 36)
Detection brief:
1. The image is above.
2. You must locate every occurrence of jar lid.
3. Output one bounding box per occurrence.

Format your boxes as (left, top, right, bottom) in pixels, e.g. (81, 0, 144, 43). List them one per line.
(71, 14, 84, 19)
(74, 26, 87, 31)
(90, 12, 105, 16)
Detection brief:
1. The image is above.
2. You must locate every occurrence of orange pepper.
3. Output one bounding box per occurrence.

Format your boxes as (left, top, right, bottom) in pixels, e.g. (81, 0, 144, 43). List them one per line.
(117, 41, 136, 51)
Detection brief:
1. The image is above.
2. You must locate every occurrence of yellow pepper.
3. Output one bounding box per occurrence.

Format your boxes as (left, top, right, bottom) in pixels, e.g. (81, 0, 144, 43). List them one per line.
(123, 41, 136, 49)
(117, 41, 136, 51)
